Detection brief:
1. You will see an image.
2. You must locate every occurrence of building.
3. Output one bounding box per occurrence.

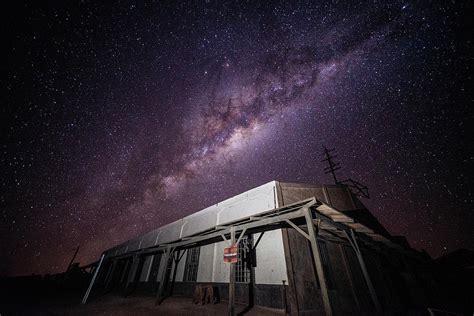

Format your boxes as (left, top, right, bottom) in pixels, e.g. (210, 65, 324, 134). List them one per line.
(83, 181, 443, 315)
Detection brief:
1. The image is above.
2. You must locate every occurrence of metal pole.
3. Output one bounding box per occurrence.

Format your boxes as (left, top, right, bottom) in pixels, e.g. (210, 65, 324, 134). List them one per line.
(82, 253, 105, 304)
(304, 208, 333, 316)
(229, 227, 236, 316)
(344, 229, 382, 313)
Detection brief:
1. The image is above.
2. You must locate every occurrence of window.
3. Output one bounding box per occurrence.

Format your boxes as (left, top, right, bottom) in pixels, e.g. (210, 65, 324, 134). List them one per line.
(236, 236, 252, 283)
(183, 247, 200, 282)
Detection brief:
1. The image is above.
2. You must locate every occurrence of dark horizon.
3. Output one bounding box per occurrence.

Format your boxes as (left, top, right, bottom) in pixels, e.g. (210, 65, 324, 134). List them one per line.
(1, 1, 472, 277)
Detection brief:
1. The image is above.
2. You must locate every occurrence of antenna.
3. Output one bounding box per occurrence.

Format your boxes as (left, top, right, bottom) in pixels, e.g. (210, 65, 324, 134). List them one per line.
(339, 178, 370, 199)
(321, 146, 370, 199)
(321, 146, 341, 184)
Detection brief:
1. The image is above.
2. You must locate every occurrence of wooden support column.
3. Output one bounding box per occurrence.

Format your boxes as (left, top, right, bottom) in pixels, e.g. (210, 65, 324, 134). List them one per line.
(343, 229, 382, 313)
(120, 259, 131, 284)
(304, 208, 332, 316)
(155, 247, 173, 305)
(82, 253, 105, 304)
(127, 255, 146, 296)
(103, 259, 116, 290)
(169, 250, 183, 296)
(124, 255, 139, 296)
(229, 227, 236, 316)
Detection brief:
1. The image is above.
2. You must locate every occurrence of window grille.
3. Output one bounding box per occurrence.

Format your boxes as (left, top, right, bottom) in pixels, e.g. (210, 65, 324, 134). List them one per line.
(236, 236, 252, 283)
(183, 247, 200, 282)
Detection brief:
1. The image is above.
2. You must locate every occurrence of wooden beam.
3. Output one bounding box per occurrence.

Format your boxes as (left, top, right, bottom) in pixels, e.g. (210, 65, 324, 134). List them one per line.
(104, 259, 118, 290)
(252, 232, 265, 250)
(229, 227, 236, 316)
(236, 228, 248, 245)
(82, 253, 105, 304)
(124, 255, 140, 296)
(127, 255, 146, 297)
(155, 247, 173, 305)
(330, 215, 354, 223)
(169, 250, 181, 297)
(221, 234, 231, 246)
(140, 208, 308, 257)
(110, 198, 318, 260)
(304, 208, 332, 316)
(343, 229, 382, 313)
(284, 219, 310, 241)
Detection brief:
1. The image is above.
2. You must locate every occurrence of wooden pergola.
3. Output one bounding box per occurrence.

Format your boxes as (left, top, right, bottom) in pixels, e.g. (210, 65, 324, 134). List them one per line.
(83, 197, 406, 315)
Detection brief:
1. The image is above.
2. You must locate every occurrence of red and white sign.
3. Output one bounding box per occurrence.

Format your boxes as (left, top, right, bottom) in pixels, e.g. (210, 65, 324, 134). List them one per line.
(223, 245, 238, 263)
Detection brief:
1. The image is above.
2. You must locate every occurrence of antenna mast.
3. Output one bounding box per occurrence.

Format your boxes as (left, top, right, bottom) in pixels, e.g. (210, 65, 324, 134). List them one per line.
(321, 146, 370, 199)
(321, 146, 341, 184)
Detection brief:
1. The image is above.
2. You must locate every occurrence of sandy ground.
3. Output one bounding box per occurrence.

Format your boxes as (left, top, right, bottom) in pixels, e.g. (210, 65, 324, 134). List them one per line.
(1, 293, 285, 316)
(61, 294, 285, 316)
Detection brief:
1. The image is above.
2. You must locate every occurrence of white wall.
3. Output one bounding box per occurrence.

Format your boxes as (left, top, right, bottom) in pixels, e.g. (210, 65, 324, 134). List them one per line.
(196, 243, 215, 282)
(105, 181, 278, 257)
(106, 180, 289, 285)
(254, 230, 288, 285)
(139, 255, 154, 282)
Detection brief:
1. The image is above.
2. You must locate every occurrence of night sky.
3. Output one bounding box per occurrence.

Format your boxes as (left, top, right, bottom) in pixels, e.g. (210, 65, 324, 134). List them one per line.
(1, 1, 472, 276)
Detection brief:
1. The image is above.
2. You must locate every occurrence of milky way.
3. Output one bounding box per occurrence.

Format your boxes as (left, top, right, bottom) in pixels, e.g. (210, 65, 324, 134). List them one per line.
(1, 1, 472, 276)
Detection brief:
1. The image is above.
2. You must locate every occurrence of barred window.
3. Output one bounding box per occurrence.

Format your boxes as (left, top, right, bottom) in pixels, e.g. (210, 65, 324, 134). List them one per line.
(183, 247, 200, 282)
(236, 236, 252, 283)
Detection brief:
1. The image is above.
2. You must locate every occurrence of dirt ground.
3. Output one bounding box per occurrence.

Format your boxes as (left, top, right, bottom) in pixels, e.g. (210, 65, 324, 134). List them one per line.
(55, 294, 285, 316)
(1, 293, 285, 316)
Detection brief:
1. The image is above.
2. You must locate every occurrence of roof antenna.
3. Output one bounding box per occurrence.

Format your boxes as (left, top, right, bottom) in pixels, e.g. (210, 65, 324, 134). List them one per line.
(321, 146, 370, 199)
(321, 145, 340, 184)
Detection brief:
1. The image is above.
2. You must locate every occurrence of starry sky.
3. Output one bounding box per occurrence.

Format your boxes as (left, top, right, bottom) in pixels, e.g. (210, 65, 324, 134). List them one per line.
(1, 1, 472, 276)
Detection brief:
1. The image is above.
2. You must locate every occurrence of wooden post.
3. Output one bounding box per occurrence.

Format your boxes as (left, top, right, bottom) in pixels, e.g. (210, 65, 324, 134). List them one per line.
(169, 250, 182, 296)
(304, 208, 333, 316)
(102, 259, 115, 290)
(82, 253, 105, 304)
(127, 255, 146, 297)
(155, 248, 172, 305)
(124, 255, 139, 296)
(229, 227, 236, 316)
(344, 229, 382, 313)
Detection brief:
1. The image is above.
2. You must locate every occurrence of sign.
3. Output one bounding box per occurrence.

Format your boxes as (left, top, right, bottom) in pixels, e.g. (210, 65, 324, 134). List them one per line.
(223, 244, 238, 263)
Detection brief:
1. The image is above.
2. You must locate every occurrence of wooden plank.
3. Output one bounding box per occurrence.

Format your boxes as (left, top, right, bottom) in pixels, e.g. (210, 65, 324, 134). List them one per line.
(235, 228, 248, 245)
(280, 227, 299, 315)
(344, 230, 382, 313)
(304, 208, 332, 316)
(315, 204, 339, 214)
(140, 208, 309, 256)
(155, 248, 172, 305)
(285, 219, 310, 241)
(229, 227, 236, 316)
(82, 253, 105, 304)
(346, 223, 374, 234)
(329, 215, 354, 223)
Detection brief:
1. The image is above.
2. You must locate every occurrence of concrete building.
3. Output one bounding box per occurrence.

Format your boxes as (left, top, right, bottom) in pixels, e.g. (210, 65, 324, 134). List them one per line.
(84, 181, 441, 315)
